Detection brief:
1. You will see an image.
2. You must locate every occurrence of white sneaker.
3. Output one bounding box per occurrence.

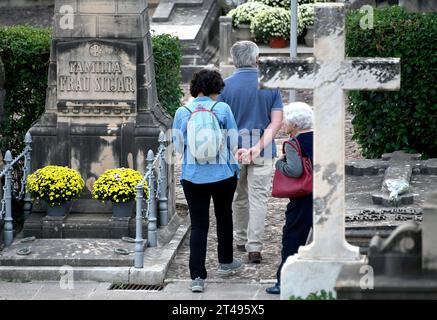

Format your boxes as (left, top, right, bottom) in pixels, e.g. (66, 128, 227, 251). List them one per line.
(190, 277, 205, 292)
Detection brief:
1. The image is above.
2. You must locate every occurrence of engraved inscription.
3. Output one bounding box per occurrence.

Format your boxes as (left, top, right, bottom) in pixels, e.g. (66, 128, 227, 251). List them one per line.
(57, 41, 137, 102)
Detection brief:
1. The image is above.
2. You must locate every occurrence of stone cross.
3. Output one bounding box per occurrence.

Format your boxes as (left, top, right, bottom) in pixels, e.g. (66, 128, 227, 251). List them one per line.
(259, 3, 400, 298)
(260, 3, 400, 261)
(346, 151, 437, 206)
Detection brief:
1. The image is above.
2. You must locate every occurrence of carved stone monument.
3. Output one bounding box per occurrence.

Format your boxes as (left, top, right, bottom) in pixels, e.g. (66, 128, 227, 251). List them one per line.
(259, 3, 400, 299)
(345, 151, 437, 250)
(28, 1, 173, 232)
(336, 191, 437, 299)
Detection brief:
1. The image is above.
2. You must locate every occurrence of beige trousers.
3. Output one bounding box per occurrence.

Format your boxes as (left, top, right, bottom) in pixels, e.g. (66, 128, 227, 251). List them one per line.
(233, 158, 273, 253)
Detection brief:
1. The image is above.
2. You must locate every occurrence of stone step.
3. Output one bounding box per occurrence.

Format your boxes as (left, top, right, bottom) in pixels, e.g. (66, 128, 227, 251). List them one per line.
(0, 239, 140, 267)
(23, 213, 149, 239)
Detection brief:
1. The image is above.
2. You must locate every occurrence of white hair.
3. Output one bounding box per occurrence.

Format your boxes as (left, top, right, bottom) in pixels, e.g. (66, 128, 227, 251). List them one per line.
(230, 41, 259, 68)
(283, 102, 313, 130)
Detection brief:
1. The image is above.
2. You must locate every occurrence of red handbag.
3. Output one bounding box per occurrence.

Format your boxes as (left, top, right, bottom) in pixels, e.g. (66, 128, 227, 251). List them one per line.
(272, 137, 313, 198)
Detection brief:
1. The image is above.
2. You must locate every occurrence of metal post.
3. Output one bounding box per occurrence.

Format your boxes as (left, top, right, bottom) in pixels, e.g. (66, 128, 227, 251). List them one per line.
(219, 16, 233, 65)
(3, 150, 13, 247)
(289, 0, 298, 102)
(23, 132, 32, 220)
(134, 184, 144, 268)
(158, 131, 169, 226)
(147, 150, 157, 247)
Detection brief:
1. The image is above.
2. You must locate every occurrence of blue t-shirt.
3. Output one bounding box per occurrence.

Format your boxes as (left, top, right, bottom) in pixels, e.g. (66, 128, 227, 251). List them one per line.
(218, 67, 284, 158)
(172, 96, 240, 184)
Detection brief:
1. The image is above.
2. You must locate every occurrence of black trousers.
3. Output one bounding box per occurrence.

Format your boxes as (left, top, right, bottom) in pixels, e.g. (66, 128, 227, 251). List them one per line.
(276, 193, 313, 284)
(182, 175, 238, 280)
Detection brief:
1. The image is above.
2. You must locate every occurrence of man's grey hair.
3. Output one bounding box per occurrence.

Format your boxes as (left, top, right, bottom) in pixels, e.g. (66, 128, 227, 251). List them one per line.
(284, 102, 313, 130)
(230, 41, 259, 68)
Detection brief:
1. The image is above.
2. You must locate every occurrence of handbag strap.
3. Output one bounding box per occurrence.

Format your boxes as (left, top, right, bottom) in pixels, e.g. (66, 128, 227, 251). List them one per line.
(283, 136, 303, 157)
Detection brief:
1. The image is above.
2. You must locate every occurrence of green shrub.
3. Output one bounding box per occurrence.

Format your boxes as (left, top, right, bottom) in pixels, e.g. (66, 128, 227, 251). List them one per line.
(346, 6, 437, 158)
(151, 33, 183, 117)
(0, 27, 183, 155)
(0, 26, 51, 154)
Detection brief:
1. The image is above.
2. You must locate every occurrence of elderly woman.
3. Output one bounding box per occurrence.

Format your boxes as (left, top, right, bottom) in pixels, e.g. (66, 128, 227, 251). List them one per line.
(266, 102, 314, 295)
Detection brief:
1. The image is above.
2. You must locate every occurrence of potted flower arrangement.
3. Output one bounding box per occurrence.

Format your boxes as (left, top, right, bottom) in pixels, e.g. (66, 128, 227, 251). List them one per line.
(92, 168, 147, 218)
(27, 166, 84, 216)
(251, 7, 299, 48)
(227, 2, 269, 41)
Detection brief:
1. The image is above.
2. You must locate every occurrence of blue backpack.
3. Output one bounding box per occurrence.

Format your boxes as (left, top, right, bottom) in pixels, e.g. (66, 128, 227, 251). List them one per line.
(184, 101, 224, 163)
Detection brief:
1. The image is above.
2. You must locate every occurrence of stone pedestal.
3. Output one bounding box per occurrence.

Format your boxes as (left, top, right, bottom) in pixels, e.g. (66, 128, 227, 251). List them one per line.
(30, 0, 172, 215)
(281, 255, 364, 299)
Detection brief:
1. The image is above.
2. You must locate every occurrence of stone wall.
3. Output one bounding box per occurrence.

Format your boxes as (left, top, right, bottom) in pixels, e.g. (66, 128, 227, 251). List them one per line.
(0, 0, 54, 7)
(399, 0, 437, 12)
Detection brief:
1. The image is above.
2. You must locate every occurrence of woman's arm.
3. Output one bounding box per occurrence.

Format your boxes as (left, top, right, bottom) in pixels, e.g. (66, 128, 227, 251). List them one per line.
(275, 143, 303, 178)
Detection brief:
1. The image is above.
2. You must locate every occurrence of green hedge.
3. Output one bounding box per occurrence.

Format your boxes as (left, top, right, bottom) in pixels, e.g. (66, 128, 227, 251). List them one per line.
(0, 26, 51, 155)
(346, 6, 437, 158)
(0, 27, 182, 155)
(151, 33, 183, 117)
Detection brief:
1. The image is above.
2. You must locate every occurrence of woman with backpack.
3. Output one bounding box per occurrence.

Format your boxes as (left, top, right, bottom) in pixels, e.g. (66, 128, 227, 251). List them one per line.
(266, 102, 314, 295)
(172, 68, 242, 293)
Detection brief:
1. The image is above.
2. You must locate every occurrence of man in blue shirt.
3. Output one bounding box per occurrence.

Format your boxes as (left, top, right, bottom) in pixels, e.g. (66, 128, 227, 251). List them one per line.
(218, 41, 284, 263)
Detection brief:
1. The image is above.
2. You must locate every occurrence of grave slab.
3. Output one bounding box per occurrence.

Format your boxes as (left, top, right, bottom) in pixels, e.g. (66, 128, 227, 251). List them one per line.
(0, 239, 139, 267)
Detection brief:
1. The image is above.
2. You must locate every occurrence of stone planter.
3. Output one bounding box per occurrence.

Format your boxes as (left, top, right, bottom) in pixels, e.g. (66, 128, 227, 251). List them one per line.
(45, 201, 70, 217)
(269, 37, 287, 48)
(234, 24, 252, 41)
(112, 201, 135, 218)
(304, 26, 315, 47)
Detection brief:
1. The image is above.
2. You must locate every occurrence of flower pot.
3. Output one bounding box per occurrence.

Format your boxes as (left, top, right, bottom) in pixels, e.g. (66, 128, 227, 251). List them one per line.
(269, 37, 287, 49)
(45, 201, 70, 217)
(112, 201, 135, 218)
(304, 26, 314, 47)
(234, 24, 252, 41)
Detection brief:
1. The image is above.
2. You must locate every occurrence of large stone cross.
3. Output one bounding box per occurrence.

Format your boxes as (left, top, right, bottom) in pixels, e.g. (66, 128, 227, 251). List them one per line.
(259, 3, 400, 297)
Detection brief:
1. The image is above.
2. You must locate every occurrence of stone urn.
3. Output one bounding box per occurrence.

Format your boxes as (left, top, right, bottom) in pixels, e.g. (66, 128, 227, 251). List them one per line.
(304, 25, 315, 47)
(234, 24, 252, 41)
(112, 201, 135, 218)
(269, 37, 287, 49)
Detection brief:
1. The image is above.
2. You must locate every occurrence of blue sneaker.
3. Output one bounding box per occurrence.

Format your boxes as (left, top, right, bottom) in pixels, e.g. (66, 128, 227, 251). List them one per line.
(217, 259, 242, 275)
(191, 277, 205, 292)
